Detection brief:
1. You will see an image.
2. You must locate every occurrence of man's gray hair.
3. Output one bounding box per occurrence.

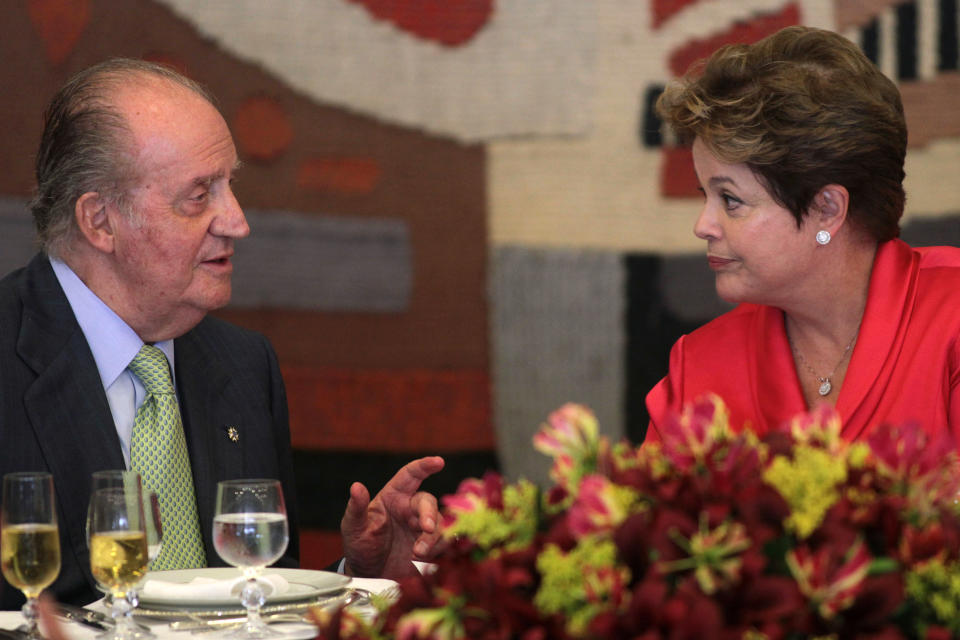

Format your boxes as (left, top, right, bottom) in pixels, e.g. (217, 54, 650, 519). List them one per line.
(30, 58, 217, 257)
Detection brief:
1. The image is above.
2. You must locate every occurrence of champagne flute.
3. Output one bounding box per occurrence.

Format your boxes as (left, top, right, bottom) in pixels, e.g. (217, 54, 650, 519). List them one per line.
(88, 471, 148, 640)
(124, 491, 162, 640)
(1, 472, 60, 640)
(213, 479, 289, 639)
(88, 473, 160, 639)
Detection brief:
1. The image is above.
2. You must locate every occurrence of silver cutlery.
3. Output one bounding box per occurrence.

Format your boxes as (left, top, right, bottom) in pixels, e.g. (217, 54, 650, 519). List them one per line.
(171, 613, 313, 634)
(167, 585, 401, 633)
(56, 603, 114, 631)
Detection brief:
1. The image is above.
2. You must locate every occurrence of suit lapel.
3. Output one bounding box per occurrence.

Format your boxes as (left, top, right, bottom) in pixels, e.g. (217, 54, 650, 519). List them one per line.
(17, 255, 125, 586)
(173, 327, 242, 560)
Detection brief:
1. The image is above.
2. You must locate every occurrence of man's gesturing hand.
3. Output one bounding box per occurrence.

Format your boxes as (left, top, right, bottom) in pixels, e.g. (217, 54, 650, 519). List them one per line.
(340, 456, 445, 579)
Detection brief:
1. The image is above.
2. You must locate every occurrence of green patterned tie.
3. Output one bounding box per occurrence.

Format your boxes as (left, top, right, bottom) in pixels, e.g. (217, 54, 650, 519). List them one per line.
(129, 344, 207, 569)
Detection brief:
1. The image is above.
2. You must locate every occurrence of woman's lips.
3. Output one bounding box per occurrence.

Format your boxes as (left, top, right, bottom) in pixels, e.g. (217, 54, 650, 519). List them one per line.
(707, 255, 735, 270)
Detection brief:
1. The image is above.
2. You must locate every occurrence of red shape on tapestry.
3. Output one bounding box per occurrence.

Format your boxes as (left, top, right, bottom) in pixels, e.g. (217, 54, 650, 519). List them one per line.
(297, 157, 381, 195)
(347, 0, 494, 47)
(659, 3, 800, 198)
(28, 0, 90, 65)
(233, 95, 294, 162)
(668, 3, 800, 76)
(142, 52, 190, 77)
(283, 366, 494, 452)
(651, 0, 702, 29)
(661, 147, 699, 197)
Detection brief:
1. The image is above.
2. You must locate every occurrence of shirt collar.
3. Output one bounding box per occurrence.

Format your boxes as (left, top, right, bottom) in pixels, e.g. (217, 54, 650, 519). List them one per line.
(50, 257, 175, 388)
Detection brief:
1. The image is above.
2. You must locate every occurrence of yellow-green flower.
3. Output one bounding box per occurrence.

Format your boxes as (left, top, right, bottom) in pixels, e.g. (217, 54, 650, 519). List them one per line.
(905, 559, 960, 636)
(441, 476, 538, 553)
(763, 443, 847, 538)
(535, 538, 628, 635)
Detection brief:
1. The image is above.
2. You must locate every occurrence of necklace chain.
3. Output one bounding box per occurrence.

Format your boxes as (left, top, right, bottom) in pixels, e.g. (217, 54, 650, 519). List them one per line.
(787, 328, 859, 397)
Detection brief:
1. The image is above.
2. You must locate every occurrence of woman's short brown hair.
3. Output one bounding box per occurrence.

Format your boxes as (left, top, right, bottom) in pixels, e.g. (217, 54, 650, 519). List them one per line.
(656, 26, 906, 242)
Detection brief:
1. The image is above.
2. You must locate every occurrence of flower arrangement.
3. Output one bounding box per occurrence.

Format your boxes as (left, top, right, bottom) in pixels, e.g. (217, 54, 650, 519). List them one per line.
(315, 395, 960, 639)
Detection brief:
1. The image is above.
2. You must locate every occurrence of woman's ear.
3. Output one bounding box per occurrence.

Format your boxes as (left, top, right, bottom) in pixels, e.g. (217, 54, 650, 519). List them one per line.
(74, 191, 116, 253)
(812, 184, 850, 235)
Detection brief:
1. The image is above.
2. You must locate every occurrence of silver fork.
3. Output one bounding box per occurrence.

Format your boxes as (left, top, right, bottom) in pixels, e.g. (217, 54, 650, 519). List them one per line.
(173, 613, 314, 634)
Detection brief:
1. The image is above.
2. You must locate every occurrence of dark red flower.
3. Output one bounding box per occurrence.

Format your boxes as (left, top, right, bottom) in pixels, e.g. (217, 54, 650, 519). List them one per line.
(924, 626, 953, 640)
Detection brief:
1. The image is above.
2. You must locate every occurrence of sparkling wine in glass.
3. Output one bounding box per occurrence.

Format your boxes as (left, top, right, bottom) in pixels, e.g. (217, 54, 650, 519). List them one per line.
(88, 471, 149, 640)
(1, 472, 61, 640)
(89, 472, 159, 640)
(213, 479, 289, 639)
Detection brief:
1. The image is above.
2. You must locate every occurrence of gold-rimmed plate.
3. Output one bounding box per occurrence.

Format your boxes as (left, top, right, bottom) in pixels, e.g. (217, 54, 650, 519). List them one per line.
(137, 568, 350, 612)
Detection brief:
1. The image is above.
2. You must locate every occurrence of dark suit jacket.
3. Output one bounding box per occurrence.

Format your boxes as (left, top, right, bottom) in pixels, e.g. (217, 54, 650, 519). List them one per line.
(0, 255, 300, 608)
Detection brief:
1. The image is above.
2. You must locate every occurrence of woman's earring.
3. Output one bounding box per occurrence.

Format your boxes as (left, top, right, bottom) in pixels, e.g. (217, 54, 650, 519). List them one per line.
(816, 230, 831, 245)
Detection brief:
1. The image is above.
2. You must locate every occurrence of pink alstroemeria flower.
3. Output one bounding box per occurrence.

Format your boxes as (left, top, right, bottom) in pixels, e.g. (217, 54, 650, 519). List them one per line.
(786, 540, 872, 619)
(534, 403, 600, 493)
(568, 475, 631, 536)
(533, 403, 599, 460)
(866, 424, 960, 517)
(660, 393, 730, 471)
(440, 472, 504, 528)
(583, 564, 630, 607)
(548, 453, 575, 488)
(660, 517, 751, 594)
(867, 424, 958, 482)
(785, 403, 843, 452)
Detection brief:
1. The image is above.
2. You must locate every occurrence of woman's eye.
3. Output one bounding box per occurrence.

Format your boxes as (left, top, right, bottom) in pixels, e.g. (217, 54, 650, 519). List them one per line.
(721, 193, 742, 209)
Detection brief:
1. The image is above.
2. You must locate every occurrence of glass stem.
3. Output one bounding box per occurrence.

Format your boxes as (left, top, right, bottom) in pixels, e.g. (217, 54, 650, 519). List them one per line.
(21, 596, 39, 639)
(111, 591, 136, 638)
(125, 589, 140, 625)
(241, 578, 267, 631)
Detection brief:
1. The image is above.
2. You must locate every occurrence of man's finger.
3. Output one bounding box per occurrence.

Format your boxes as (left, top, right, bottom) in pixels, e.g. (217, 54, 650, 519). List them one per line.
(413, 527, 443, 558)
(38, 594, 69, 640)
(384, 456, 445, 496)
(340, 481, 371, 532)
(411, 491, 439, 533)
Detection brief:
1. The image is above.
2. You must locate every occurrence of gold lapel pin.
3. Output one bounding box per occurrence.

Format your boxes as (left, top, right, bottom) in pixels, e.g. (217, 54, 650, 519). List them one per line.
(226, 426, 240, 443)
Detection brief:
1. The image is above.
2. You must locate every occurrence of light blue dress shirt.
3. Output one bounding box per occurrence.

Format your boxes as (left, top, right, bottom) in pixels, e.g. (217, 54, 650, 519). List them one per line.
(50, 258, 175, 468)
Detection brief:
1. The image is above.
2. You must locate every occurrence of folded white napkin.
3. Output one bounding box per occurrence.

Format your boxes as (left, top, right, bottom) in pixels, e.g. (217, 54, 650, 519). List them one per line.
(141, 573, 290, 601)
(347, 577, 397, 597)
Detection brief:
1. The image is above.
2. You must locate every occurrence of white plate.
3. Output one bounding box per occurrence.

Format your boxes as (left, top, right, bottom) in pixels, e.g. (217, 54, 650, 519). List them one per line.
(138, 568, 351, 610)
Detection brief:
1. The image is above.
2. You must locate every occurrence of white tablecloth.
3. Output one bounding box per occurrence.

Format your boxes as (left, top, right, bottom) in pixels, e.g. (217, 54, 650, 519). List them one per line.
(0, 577, 396, 640)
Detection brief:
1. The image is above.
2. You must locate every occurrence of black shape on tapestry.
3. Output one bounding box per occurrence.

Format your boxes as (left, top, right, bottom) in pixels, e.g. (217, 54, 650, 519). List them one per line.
(897, 2, 918, 80)
(293, 449, 500, 530)
(940, 0, 959, 71)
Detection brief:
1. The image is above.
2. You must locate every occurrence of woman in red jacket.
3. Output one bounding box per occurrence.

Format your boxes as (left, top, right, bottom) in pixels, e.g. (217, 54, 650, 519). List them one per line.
(645, 26, 960, 444)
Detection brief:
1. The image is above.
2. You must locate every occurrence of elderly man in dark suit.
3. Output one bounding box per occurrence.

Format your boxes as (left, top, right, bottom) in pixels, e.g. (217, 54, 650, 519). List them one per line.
(0, 58, 443, 609)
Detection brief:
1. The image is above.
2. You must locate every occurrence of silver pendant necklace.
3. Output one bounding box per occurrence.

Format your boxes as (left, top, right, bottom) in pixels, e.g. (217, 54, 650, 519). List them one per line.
(787, 328, 859, 396)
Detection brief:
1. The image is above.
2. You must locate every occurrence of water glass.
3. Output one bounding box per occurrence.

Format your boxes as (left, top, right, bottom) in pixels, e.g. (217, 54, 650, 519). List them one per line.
(213, 479, 289, 639)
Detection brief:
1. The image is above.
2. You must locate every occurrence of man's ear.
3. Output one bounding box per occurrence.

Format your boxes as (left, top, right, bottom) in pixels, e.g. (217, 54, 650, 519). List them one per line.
(811, 184, 850, 236)
(74, 192, 116, 253)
